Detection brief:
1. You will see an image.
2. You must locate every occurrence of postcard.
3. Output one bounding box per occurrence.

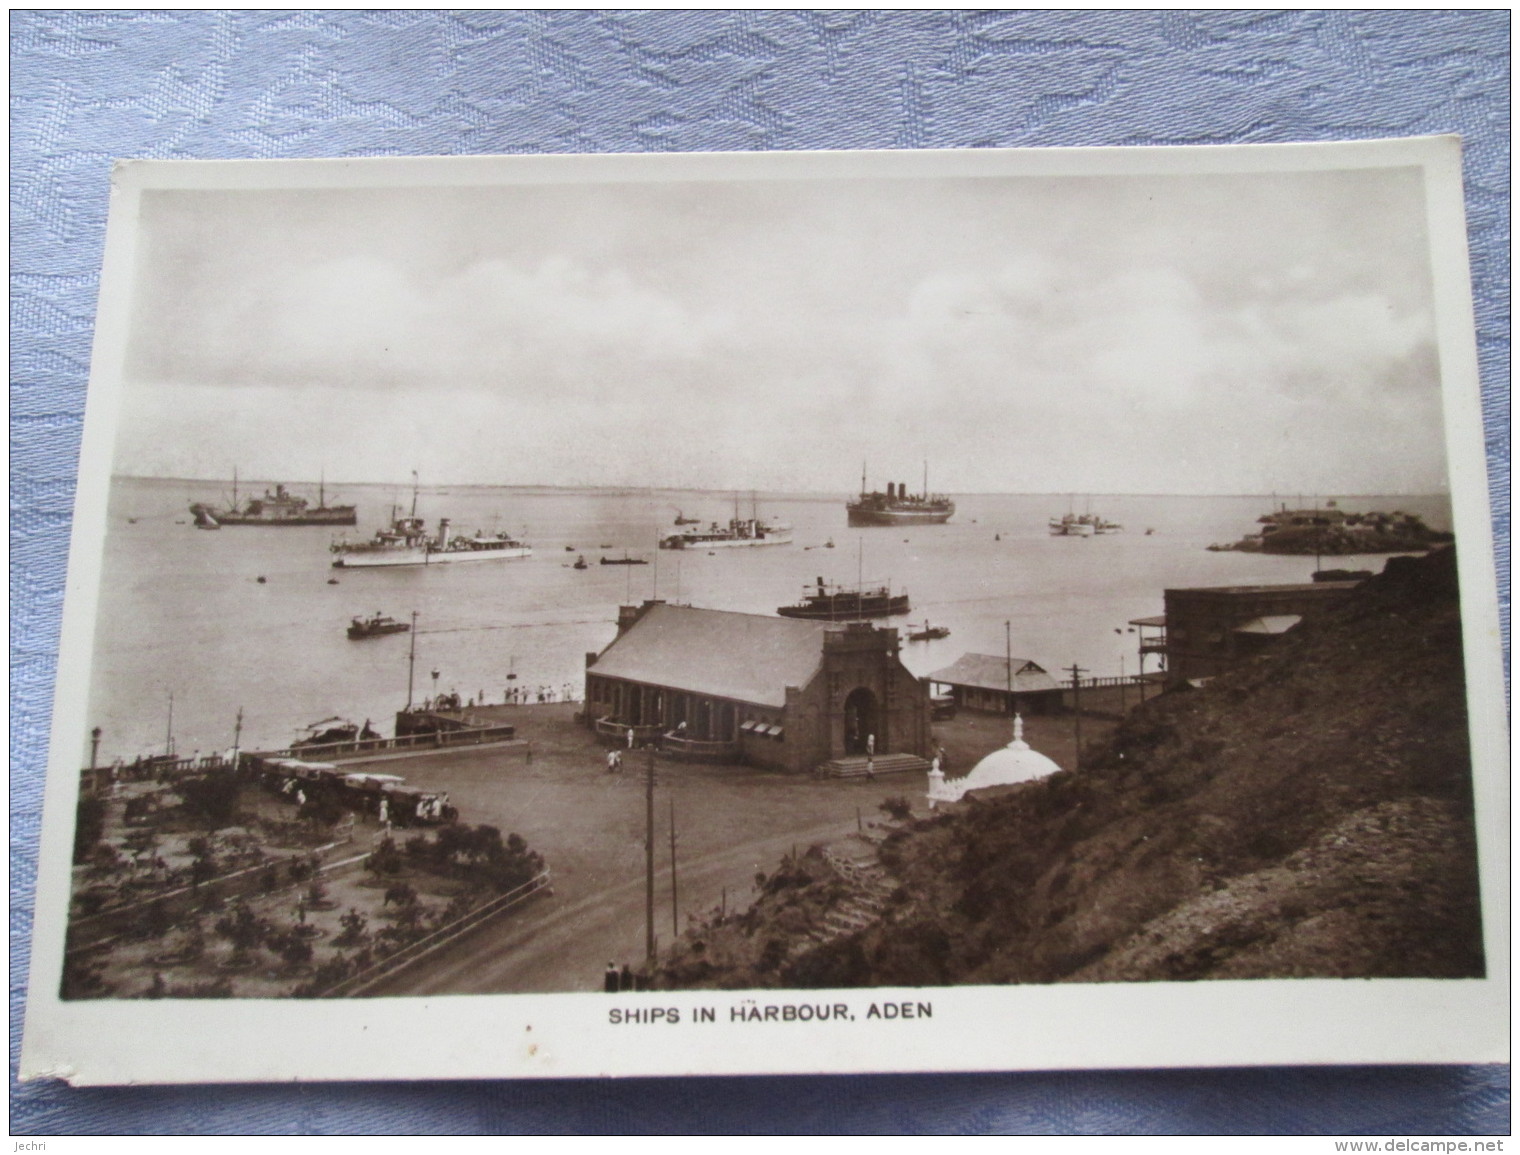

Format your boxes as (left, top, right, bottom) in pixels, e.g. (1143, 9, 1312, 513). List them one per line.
(20, 138, 1507, 1084)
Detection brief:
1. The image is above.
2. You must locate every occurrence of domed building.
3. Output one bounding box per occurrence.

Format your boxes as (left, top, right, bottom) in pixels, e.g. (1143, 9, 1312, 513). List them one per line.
(927, 715, 1061, 808)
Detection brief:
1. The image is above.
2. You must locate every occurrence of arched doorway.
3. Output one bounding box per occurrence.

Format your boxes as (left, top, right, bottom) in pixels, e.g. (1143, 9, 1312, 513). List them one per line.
(843, 687, 879, 755)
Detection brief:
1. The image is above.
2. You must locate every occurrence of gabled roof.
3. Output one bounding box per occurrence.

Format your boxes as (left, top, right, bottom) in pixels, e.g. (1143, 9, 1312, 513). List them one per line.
(589, 604, 829, 708)
(927, 653, 1060, 694)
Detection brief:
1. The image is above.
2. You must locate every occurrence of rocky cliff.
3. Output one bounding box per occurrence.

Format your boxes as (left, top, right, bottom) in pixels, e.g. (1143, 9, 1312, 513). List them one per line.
(656, 547, 1486, 989)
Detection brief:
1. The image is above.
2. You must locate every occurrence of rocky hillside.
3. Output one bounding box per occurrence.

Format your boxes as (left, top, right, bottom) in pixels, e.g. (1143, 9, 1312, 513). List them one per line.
(655, 547, 1486, 989)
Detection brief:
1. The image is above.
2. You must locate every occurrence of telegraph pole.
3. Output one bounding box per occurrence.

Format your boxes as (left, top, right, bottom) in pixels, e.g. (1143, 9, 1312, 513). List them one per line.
(669, 797, 679, 936)
(406, 612, 419, 709)
(1066, 663, 1086, 770)
(645, 743, 656, 963)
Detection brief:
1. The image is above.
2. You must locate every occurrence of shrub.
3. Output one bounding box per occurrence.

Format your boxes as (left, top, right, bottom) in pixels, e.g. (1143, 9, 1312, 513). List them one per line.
(365, 837, 404, 877)
(175, 773, 241, 830)
(879, 796, 913, 822)
(334, 908, 368, 947)
(72, 795, 108, 865)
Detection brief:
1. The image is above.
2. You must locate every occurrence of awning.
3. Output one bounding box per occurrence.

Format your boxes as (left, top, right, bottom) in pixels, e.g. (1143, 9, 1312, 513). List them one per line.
(1233, 614, 1302, 636)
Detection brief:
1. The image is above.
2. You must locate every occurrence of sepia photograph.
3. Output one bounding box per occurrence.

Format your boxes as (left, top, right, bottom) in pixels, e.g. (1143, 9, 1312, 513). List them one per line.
(21, 139, 1506, 1084)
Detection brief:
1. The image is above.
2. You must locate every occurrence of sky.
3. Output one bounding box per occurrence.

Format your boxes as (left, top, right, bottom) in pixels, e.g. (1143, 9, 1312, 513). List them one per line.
(114, 162, 1448, 496)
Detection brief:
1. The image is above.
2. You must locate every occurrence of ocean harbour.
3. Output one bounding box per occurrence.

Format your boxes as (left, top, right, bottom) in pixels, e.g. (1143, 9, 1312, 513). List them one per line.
(88, 476, 1452, 765)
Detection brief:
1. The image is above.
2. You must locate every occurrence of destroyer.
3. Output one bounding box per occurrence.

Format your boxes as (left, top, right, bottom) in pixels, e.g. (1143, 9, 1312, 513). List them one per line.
(330, 476, 531, 569)
(659, 497, 792, 550)
(846, 465, 954, 527)
(190, 471, 356, 528)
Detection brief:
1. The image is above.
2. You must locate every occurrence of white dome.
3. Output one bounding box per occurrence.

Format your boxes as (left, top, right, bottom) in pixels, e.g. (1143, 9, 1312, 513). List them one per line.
(929, 716, 1060, 805)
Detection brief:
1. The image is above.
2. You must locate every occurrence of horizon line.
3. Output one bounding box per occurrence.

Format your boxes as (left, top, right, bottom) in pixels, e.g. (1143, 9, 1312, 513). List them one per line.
(111, 473, 1452, 501)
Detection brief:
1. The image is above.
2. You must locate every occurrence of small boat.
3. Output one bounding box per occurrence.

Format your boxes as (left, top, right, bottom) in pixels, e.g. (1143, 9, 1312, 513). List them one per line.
(1049, 510, 1121, 536)
(564, 545, 576, 552)
(907, 621, 950, 642)
(601, 553, 648, 566)
(347, 612, 411, 640)
(291, 716, 379, 749)
(573, 555, 589, 570)
(327, 577, 340, 585)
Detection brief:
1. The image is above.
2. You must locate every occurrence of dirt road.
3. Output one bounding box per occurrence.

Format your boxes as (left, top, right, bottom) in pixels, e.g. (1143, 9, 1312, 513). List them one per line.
(365, 817, 855, 995)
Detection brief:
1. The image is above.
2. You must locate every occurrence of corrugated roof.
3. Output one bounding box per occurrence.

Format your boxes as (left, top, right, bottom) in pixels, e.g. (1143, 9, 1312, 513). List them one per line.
(589, 604, 829, 708)
(927, 653, 1059, 693)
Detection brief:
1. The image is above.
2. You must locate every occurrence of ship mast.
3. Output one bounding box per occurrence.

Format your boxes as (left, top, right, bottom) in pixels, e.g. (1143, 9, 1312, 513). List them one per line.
(409, 471, 419, 519)
(923, 459, 927, 499)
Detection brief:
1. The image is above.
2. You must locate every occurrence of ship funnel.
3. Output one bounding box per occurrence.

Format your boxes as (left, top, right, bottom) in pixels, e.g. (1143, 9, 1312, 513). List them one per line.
(437, 517, 450, 547)
(817, 575, 825, 592)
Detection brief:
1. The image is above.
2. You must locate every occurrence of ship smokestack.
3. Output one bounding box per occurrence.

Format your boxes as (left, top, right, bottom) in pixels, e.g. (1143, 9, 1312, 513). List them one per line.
(437, 517, 450, 548)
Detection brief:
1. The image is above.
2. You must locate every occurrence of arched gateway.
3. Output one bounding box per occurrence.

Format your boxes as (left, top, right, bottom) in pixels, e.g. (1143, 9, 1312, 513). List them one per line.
(843, 686, 879, 755)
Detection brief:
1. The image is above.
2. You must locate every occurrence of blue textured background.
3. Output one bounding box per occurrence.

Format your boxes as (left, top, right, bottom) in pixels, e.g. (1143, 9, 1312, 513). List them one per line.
(10, 10, 1509, 1135)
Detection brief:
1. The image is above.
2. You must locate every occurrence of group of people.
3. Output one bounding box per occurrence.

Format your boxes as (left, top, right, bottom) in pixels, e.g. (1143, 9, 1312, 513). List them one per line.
(603, 961, 646, 991)
(502, 683, 577, 706)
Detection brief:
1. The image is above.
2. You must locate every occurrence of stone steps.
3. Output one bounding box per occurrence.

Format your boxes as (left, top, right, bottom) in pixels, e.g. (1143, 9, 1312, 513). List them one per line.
(818, 753, 930, 779)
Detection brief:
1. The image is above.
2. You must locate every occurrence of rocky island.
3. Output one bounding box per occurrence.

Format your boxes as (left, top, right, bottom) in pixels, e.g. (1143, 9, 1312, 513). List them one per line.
(1208, 503, 1453, 555)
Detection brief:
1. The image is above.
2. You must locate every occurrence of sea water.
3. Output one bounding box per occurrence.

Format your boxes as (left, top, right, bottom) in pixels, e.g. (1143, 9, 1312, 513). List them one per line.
(82, 478, 1452, 764)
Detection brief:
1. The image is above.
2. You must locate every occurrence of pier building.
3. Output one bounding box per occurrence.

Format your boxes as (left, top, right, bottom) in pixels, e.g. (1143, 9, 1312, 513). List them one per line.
(582, 601, 933, 774)
(925, 654, 1064, 716)
(1157, 581, 1361, 687)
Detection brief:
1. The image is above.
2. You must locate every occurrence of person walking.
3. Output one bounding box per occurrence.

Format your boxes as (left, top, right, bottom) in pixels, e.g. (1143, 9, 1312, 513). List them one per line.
(604, 961, 619, 992)
(619, 963, 634, 991)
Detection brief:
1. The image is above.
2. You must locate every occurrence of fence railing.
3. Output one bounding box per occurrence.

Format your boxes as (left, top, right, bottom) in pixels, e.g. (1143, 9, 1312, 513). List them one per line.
(659, 734, 739, 760)
(320, 869, 553, 998)
(592, 718, 664, 746)
(66, 831, 363, 954)
(1060, 674, 1156, 691)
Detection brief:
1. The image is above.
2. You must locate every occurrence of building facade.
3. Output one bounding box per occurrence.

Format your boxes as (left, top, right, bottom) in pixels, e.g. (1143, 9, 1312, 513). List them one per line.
(583, 601, 933, 773)
(926, 653, 1065, 715)
(1161, 581, 1360, 686)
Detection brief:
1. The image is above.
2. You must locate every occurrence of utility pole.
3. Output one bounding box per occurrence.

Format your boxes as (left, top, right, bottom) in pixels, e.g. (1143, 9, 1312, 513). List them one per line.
(164, 692, 175, 759)
(1067, 664, 1086, 771)
(406, 612, 419, 709)
(645, 744, 656, 964)
(1005, 620, 1014, 729)
(669, 797, 679, 937)
(231, 707, 243, 772)
(1119, 654, 1127, 713)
